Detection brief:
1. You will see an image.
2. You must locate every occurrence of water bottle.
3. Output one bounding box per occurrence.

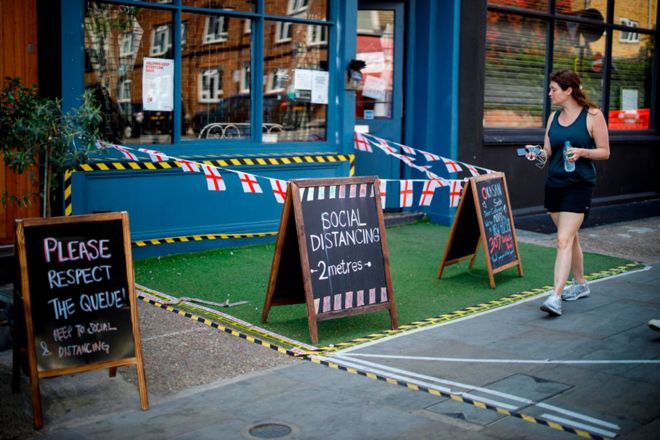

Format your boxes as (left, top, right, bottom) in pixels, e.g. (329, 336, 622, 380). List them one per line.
(563, 141, 575, 172)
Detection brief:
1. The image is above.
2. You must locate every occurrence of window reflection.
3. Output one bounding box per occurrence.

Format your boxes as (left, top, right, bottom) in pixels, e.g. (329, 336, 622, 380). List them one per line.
(84, 3, 176, 144)
(182, 12, 252, 140)
(355, 10, 395, 120)
(263, 21, 329, 143)
(265, 0, 327, 21)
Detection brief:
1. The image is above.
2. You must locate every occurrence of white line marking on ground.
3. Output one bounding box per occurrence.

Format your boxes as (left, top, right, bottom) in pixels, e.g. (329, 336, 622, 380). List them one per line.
(339, 265, 651, 354)
(341, 353, 660, 365)
(142, 327, 209, 342)
(541, 414, 618, 438)
(317, 355, 519, 410)
(537, 404, 621, 430)
(334, 351, 623, 431)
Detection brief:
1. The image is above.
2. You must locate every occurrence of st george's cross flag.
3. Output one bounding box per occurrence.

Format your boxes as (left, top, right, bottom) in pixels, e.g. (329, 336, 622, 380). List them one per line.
(111, 144, 138, 161)
(200, 164, 226, 191)
(442, 157, 463, 173)
(178, 158, 201, 173)
(399, 180, 414, 208)
(237, 172, 263, 193)
(449, 180, 463, 207)
(464, 163, 480, 177)
(418, 149, 441, 162)
(419, 180, 439, 206)
(354, 132, 372, 152)
(378, 179, 387, 208)
(375, 137, 398, 156)
(398, 143, 416, 156)
(269, 178, 287, 204)
(139, 147, 169, 162)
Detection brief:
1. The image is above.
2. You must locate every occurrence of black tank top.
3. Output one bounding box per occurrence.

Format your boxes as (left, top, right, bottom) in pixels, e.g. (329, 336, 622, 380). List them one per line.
(546, 108, 596, 187)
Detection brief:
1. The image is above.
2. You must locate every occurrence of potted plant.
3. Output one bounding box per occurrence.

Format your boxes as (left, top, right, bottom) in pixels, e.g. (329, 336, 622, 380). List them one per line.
(0, 77, 102, 217)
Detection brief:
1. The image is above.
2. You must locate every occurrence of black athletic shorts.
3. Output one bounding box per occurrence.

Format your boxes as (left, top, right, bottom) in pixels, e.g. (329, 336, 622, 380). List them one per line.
(544, 183, 594, 219)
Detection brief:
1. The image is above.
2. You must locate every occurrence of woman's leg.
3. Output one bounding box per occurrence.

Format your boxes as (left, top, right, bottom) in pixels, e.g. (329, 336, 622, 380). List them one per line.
(551, 212, 585, 296)
(571, 232, 586, 284)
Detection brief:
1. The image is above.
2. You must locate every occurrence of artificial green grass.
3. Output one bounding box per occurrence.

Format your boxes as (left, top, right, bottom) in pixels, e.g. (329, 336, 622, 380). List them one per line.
(134, 221, 632, 345)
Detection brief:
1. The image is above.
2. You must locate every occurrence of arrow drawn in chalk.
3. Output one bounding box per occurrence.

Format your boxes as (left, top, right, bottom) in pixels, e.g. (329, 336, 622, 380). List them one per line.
(365, 261, 372, 268)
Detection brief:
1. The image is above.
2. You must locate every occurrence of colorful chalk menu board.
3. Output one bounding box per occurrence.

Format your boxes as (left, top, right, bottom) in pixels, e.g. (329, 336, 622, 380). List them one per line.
(438, 173, 523, 288)
(475, 176, 517, 269)
(15, 212, 148, 429)
(263, 176, 397, 344)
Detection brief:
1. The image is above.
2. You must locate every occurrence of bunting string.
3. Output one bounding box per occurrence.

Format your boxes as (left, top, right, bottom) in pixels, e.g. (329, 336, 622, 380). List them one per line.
(95, 133, 496, 210)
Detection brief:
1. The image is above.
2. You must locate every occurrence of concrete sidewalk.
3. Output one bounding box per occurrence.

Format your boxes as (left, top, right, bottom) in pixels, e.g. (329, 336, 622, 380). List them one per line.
(1, 218, 659, 440)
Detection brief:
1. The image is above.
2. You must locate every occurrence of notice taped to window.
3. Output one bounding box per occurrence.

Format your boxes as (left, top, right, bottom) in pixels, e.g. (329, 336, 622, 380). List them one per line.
(143, 57, 174, 111)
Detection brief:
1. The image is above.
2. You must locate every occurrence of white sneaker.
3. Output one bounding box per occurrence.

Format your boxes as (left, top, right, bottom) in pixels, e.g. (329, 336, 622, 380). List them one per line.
(649, 319, 660, 332)
(562, 280, 590, 301)
(541, 294, 562, 316)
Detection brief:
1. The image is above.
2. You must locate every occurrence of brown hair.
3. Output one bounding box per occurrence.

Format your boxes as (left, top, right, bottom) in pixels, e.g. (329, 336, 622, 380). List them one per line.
(550, 70, 598, 109)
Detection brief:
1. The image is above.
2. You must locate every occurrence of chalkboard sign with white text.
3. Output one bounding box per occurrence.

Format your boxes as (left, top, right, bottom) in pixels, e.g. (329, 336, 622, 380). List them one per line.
(263, 176, 397, 344)
(21, 218, 134, 370)
(15, 212, 148, 429)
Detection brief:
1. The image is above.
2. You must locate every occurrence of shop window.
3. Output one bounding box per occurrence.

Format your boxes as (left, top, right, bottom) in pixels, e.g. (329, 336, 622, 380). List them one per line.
(264, 20, 328, 143)
(484, 2, 656, 132)
(203, 16, 229, 44)
(83, 1, 332, 145)
(199, 69, 223, 103)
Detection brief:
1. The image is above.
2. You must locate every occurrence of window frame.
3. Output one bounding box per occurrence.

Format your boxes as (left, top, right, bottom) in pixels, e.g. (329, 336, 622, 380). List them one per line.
(483, 1, 659, 144)
(619, 18, 640, 43)
(150, 24, 171, 56)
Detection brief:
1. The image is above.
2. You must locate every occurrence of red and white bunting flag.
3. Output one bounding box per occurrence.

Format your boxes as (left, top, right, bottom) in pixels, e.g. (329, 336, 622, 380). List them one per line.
(399, 143, 416, 156)
(353, 132, 372, 152)
(178, 159, 200, 173)
(419, 149, 441, 162)
(464, 163, 480, 177)
(111, 144, 138, 161)
(269, 178, 287, 204)
(442, 157, 463, 173)
(425, 171, 447, 186)
(378, 179, 387, 207)
(411, 163, 431, 173)
(399, 180, 414, 208)
(375, 137, 397, 155)
(237, 172, 263, 193)
(449, 180, 463, 207)
(419, 180, 438, 206)
(393, 153, 415, 166)
(200, 164, 226, 191)
(138, 148, 169, 162)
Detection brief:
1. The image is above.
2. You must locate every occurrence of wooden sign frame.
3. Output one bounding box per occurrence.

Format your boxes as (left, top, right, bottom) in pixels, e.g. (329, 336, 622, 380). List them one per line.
(438, 173, 523, 288)
(262, 176, 397, 344)
(14, 212, 148, 429)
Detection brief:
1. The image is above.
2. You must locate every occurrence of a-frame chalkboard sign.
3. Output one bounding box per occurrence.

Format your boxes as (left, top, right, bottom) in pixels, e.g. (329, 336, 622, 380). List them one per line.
(438, 173, 523, 288)
(262, 176, 397, 344)
(14, 212, 148, 429)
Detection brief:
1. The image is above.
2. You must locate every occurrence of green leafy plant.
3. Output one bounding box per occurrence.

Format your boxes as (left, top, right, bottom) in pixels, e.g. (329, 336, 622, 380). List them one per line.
(0, 77, 102, 216)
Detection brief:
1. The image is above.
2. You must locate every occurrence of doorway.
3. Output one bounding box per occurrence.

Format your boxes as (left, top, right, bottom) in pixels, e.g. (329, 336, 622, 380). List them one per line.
(354, 1, 405, 180)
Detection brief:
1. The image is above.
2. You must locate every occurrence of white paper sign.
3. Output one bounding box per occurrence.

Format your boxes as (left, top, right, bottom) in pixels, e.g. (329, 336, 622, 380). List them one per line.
(621, 89, 638, 111)
(362, 75, 387, 101)
(311, 71, 329, 104)
(294, 69, 313, 90)
(142, 58, 174, 111)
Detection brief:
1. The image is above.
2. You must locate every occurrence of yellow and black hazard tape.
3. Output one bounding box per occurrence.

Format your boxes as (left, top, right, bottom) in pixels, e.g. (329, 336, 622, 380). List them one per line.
(63, 153, 354, 215)
(307, 356, 613, 440)
(319, 261, 646, 352)
(133, 231, 277, 247)
(137, 294, 309, 358)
